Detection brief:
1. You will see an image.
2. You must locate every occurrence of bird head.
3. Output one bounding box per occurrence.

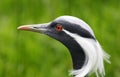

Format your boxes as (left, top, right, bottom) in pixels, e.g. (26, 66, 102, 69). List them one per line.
(18, 16, 95, 45)
(18, 16, 110, 77)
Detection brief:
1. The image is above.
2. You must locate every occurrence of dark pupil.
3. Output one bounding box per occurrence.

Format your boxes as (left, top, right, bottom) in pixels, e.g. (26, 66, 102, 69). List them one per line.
(56, 26, 61, 30)
(58, 26, 60, 29)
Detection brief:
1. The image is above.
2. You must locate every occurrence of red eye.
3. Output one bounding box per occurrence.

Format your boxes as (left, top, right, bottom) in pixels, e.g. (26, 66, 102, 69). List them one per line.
(55, 24, 63, 31)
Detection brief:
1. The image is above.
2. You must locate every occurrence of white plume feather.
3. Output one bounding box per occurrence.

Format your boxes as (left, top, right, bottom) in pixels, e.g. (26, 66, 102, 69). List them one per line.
(63, 29, 110, 77)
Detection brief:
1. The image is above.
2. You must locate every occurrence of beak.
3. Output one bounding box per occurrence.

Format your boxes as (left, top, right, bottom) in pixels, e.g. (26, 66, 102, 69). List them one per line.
(17, 23, 50, 33)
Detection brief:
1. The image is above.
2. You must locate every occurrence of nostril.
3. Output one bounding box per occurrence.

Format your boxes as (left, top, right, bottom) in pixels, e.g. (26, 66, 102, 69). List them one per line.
(33, 27, 37, 28)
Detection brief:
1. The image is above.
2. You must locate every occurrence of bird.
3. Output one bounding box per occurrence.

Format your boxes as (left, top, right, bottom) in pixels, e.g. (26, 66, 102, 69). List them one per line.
(17, 16, 110, 77)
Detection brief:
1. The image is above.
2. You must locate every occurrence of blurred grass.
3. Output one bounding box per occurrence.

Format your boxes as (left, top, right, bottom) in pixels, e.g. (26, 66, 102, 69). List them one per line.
(0, 0, 120, 77)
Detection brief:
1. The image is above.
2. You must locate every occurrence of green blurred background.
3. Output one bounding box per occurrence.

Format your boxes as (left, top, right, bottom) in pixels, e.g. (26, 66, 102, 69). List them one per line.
(0, 0, 120, 77)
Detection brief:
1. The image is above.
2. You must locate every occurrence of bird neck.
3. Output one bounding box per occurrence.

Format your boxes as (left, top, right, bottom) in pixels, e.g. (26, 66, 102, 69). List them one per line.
(63, 39, 86, 70)
(68, 42, 85, 70)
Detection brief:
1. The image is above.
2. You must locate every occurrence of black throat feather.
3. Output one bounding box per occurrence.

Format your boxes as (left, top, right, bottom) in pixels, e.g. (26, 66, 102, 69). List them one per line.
(66, 39, 85, 70)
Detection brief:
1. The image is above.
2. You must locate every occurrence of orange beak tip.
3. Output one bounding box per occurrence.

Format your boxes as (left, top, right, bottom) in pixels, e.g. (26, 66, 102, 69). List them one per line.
(17, 25, 30, 30)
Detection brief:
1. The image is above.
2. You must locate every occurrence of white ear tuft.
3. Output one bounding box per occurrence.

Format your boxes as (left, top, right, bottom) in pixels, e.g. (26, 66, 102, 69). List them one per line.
(63, 29, 110, 77)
